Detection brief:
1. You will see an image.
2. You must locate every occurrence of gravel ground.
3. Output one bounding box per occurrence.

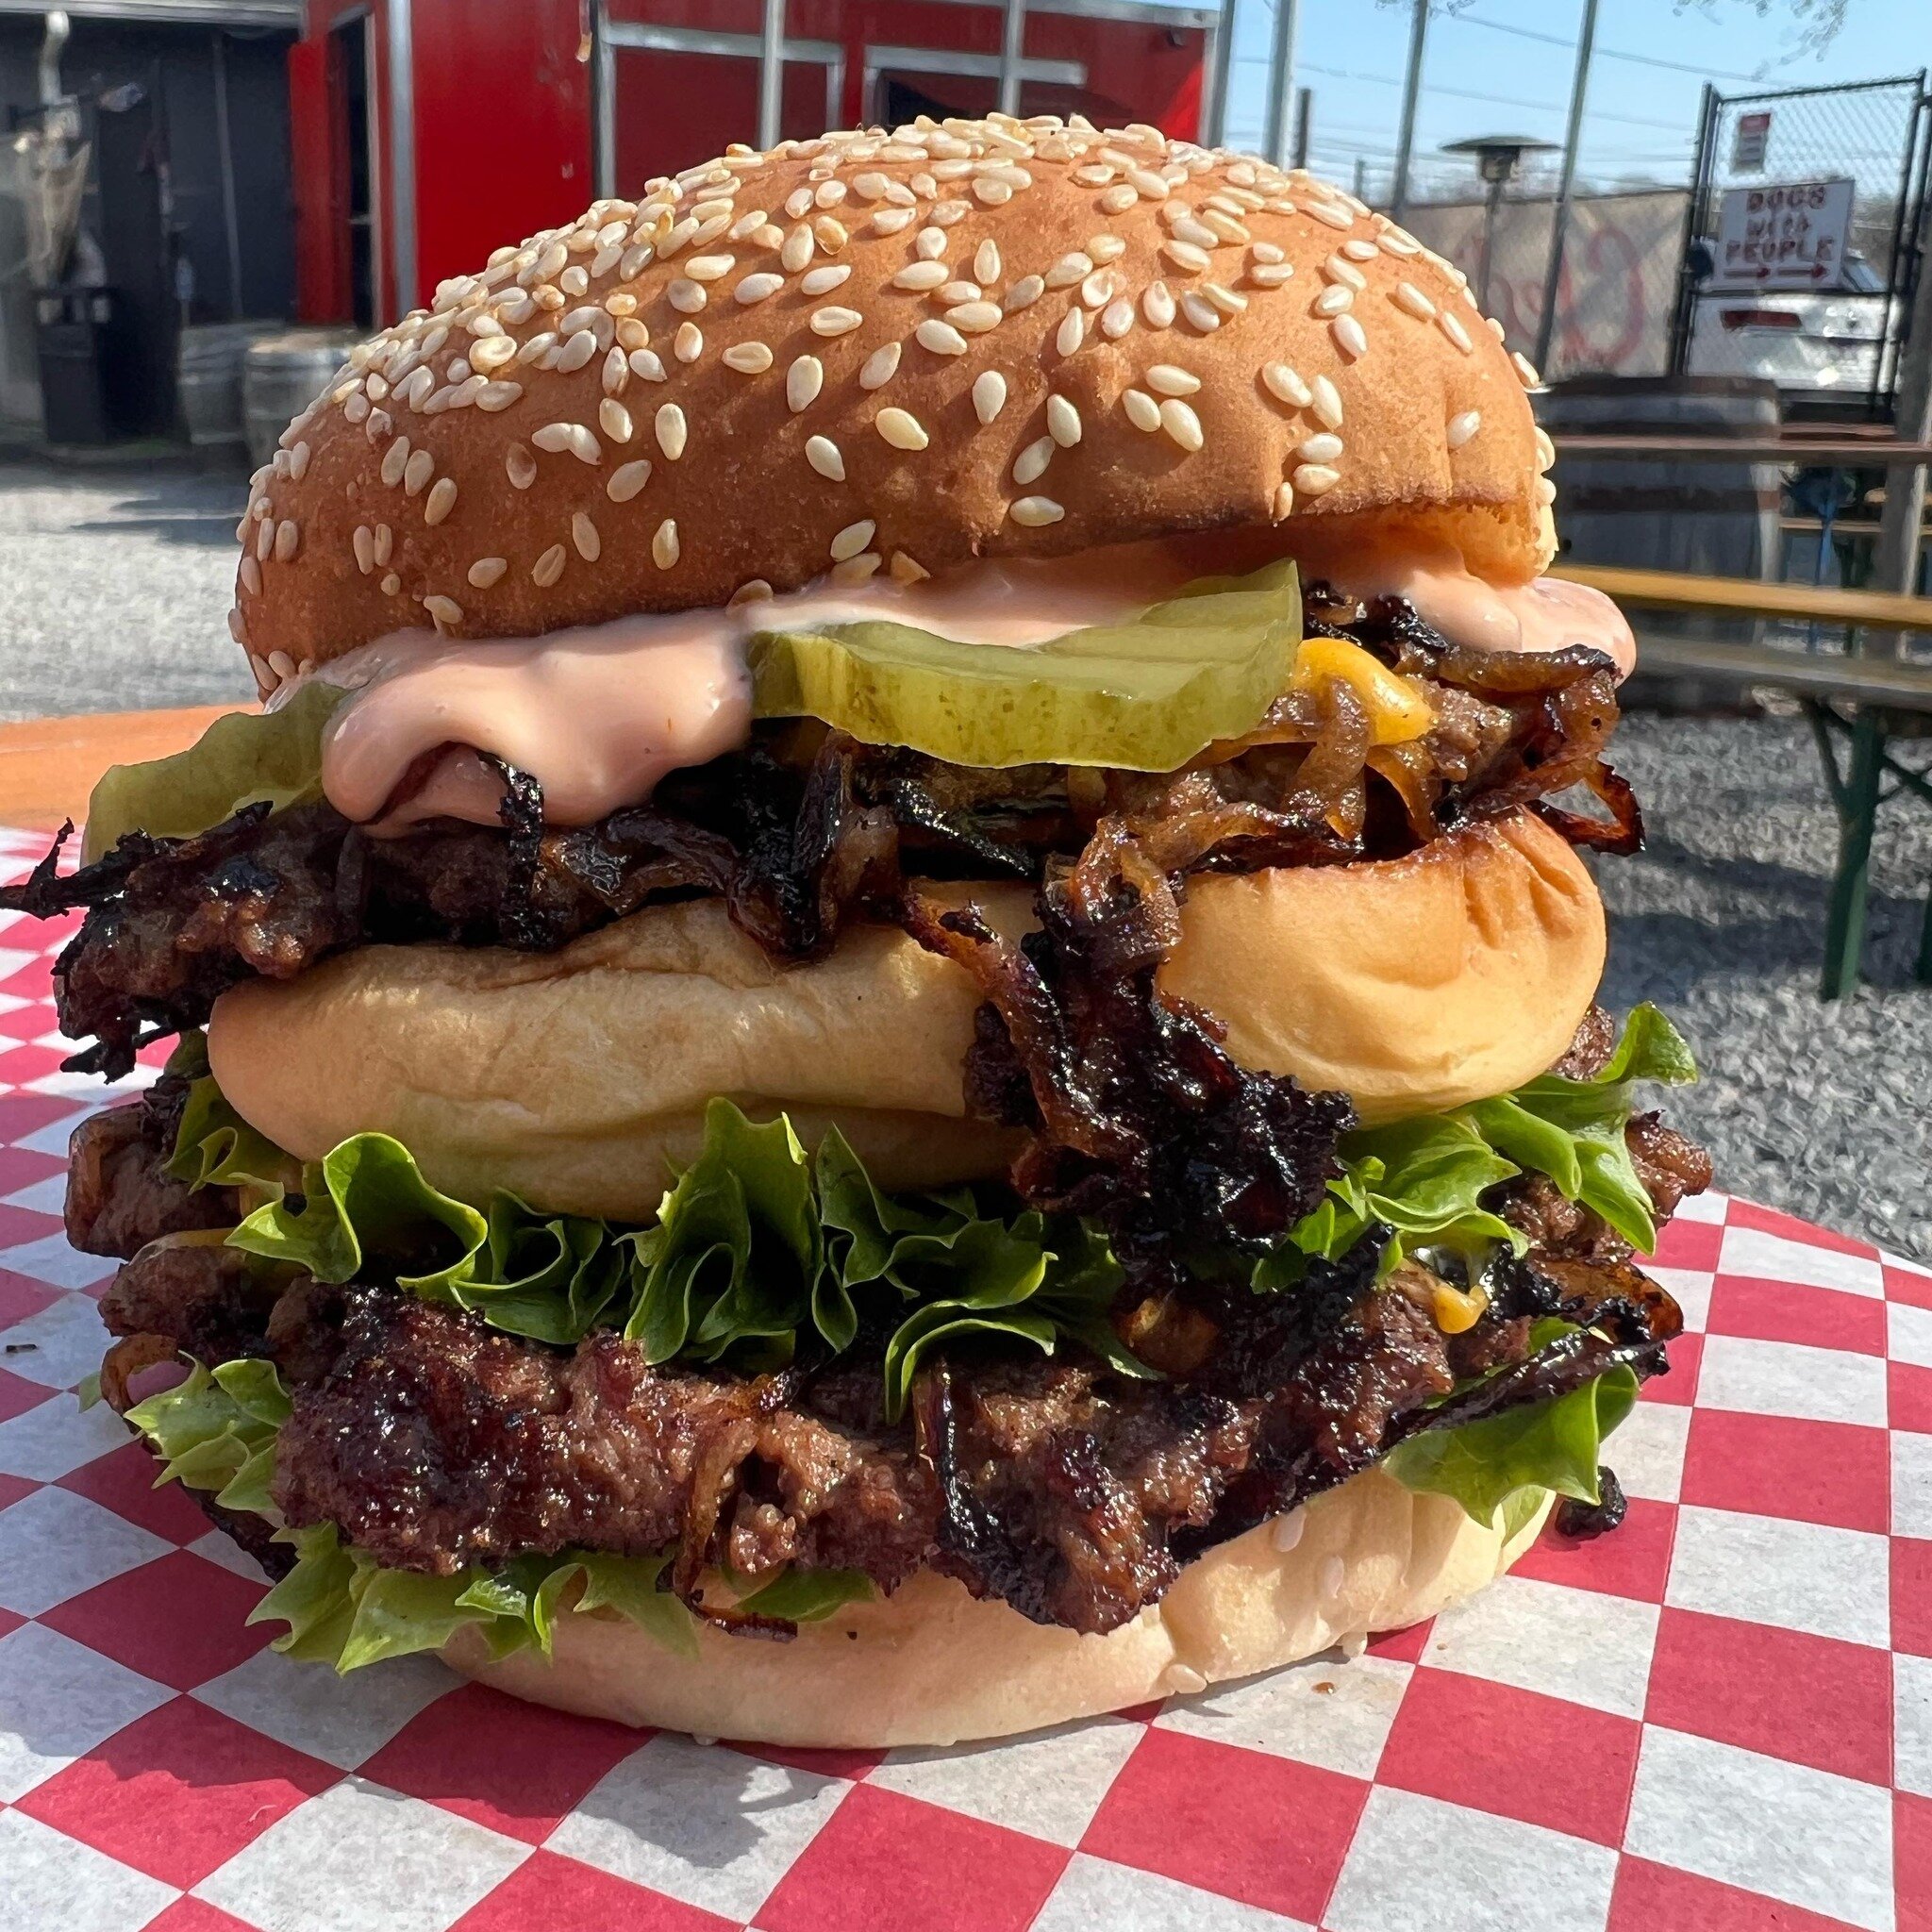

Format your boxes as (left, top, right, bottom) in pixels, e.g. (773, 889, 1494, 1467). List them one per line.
(0, 453, 255, 723)
(0, 459, 1924, 1257)
(1600, 712, 1932, 1265)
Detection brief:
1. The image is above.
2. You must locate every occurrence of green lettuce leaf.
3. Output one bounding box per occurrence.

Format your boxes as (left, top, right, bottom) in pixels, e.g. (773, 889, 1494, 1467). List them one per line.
(125, 1356, 291, 1517)
(729, 1566, 874, 1623)
(82, 679, 347, 862)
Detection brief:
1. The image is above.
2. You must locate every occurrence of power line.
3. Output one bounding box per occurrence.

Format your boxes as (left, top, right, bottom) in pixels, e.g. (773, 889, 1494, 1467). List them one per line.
(1234, 54, 1690, 131)
(1443, 10, 1765, 84)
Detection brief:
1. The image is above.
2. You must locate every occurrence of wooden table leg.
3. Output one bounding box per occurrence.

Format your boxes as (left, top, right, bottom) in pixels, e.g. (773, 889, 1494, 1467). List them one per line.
(1821, 707, 1884, 999)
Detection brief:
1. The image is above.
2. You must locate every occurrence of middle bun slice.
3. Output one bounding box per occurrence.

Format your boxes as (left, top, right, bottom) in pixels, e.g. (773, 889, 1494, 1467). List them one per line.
(206, 808, 1603, 1219)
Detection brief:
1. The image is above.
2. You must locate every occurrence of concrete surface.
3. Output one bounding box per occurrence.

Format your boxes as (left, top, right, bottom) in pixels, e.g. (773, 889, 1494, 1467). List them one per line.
(0, 453, 256, 724)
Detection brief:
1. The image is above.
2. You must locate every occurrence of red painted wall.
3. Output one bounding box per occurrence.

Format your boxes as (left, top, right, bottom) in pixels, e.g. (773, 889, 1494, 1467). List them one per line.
(409, 0, 590, 304)
(288, 0, 1202, 322)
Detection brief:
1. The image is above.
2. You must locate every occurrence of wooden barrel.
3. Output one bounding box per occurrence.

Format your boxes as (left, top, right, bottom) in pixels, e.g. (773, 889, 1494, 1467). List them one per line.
(1541, 376, 1783, 708)
(1541, 375, 1783, 578)
(242, 329, 358, 473)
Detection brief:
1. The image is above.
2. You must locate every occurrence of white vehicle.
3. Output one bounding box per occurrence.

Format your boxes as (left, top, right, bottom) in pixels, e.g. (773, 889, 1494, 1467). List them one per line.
(1687, 254, 1889, 395)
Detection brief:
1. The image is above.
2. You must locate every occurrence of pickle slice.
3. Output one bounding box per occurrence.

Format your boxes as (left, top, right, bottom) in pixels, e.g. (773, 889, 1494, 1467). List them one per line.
(748, 558, 1302, 771)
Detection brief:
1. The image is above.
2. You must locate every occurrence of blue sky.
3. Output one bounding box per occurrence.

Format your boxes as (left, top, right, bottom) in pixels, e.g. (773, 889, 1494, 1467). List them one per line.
(1218, 0, 1928, 199)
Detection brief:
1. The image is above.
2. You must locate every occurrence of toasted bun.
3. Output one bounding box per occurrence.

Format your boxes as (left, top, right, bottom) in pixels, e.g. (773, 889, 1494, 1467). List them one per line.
(207, 811, 1602, 1218)
(444, 1468, 1550, 1747)
(232, 120, 1549, 689)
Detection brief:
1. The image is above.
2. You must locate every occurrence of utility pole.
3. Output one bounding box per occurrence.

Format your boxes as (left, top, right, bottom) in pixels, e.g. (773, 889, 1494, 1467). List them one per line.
(1390, 0, 1430, 221)
(997, 0, 1026, 117)
(1291, 86, 1312, 170)
(757, 0, 785, 151)
(1533, 0, 1600, 377)
(1206, 0, 1239, 146)
(1261, 0, 1300, 169)
(1873, 215, 1932, 656)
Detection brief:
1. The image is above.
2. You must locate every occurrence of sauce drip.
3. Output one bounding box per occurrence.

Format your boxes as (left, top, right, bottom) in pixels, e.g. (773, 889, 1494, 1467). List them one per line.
(306, 533, 1634, 831)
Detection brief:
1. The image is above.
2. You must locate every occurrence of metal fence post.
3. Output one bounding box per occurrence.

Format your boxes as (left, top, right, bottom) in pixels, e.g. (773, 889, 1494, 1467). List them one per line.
(1390, 0, 1428, 223)
(1533, 0, 1599, 379)
(1669, 81, 1718, 379)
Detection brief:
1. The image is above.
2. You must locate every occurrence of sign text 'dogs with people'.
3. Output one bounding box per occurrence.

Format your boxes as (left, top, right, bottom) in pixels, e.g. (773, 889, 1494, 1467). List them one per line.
(1710, 176, 1856, 291)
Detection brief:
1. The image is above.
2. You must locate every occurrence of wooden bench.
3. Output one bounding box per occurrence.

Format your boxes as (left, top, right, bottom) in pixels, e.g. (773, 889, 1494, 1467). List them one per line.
(1551, 563, 1932, 997)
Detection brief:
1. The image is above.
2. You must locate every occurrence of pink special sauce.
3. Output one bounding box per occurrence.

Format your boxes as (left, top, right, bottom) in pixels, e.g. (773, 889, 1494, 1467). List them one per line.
(297, 532, 1633, 831)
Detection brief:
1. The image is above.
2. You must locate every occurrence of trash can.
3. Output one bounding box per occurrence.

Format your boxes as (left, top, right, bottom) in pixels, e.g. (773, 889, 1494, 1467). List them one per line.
(177, 322, 285, 449)
(35, 286, 116, 445)
(242, 329, 358, 473)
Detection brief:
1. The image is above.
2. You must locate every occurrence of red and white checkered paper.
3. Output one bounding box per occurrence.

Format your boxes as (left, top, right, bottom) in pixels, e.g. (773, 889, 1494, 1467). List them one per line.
(0, 819, 1924, 1932)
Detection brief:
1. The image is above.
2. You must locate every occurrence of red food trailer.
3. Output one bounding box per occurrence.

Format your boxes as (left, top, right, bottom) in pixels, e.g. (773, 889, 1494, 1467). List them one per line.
(289, 0, 1214, 328)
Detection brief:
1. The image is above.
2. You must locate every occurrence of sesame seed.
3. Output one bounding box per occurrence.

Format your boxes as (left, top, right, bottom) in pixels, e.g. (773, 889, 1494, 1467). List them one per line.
(1271, 480, 1294, 520)
(1310, 374, 1343, 429)
(830, 518, 876, 562)
(1513, 351, 1541, 388)
(656, 404, 688, 459)
(1535, 426, 1557, 468)
(1377, 226, 1423, 257)
(801, 264, 852, 296)
(1307, 200, 1353, 230)
(1252, 242, 1286, 265)
(946, 300, 1002, 333)
(1341, 238, 1378, 261)
(240, 554, 262, 595)
(1056, 308, 1085, 355)
(939, 280, 982, 306)
(1046, 394, 1082, 447)
(1313, 284, 1354, 318)
(811, 306, 862, 336)
(652, 519, 680, 568)
(687, 253, 734, 282)
(1158, 398, 1204, 452)
(667, 278, 707, 314)
(1126, 166, 1169, 200)
(403, 449, 436, 495)
(1324, 255, 1368, 291)
(424, 594, 463, 628)
(1331, 314, 1368, 360)
(735, 271, 784, 305)
(467, 556, 508, 588)
(616, 318, 648, 350)
(1123, 389, 1161, 432)
(557, 329, 600, 372)
(1004, 274, 1044, 313)
(1298, 431, 1344, 462)
(723, 341, 773, 373)
(572, 511, 601, 561)
(532, 543, 567, 587)
(1045, 253, 1091, 291)
(892, 260, 950, 291)
(1180, 291, 1223, 332)
(728, 578, 774, 606)
(915, 319, 969, 357)
(1292, 462, 1341, 496)
(375, 524, 392, 565)
(255, 516, 275, 561)
(379, 570, 401, 595)
(607, 458, 652, 501)
(1446, 409, 1482, 449)
(1439, 310, 1474, 354)
(352, 525, 375, 574)
(1535, 475, 1557, 505)
(424, 476, 459, 525)
(831, 551, 883, 585)
(601, 346, 630, 394)
(514, 332, 556, 366)
(889, 550, 929, 584)
(1010, 495, 1065, 526)
(1013, 437, 1054, 485)
(1099, 184, 1137, 213)
(228, 608, 247, 642)
(871, 208, 913, 235)
(972, 370, 1008, 424)
(876, 407, 928, 451)
(787, 355, 824, 409)
(859, 341, 902, 390)
(807, 434, 845, 480)
(343, 392, 370, 425)
(1147, 364, 1199, 396)
(1142, 281, 1176, 327)
(380, 439, 411, 488)
(1171, 216, 1219, 249)
(974, 240, 1001, 284)
(599, 398, 633, 442)
(1160, 237, 1211, 277)
(915, 226, 947, 260)
(1392, 281, 1436, 320)
(628, 348, 667, 382)
(267, 648, 295, 679)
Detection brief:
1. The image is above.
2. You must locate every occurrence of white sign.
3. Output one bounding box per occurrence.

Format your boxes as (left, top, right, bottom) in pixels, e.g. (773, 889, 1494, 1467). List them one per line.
(1731, 109, 1772, 172)
(1710, 176, 1856, 291)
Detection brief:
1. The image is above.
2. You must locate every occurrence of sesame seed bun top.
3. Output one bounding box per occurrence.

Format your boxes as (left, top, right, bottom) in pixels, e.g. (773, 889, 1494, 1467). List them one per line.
(231, 116, 1555, 691)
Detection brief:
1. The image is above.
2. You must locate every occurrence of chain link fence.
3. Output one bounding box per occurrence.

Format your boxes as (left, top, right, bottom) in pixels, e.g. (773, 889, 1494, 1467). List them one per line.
(1676, 74, 1928, 412)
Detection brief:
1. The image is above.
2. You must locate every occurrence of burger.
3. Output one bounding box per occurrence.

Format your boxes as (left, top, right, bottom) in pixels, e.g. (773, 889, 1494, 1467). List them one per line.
(5, 115, 1710, 1748)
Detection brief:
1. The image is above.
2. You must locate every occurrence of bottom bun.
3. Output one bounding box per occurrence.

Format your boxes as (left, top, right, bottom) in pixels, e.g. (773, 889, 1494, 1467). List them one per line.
(444, 1469, 1550, 1748)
